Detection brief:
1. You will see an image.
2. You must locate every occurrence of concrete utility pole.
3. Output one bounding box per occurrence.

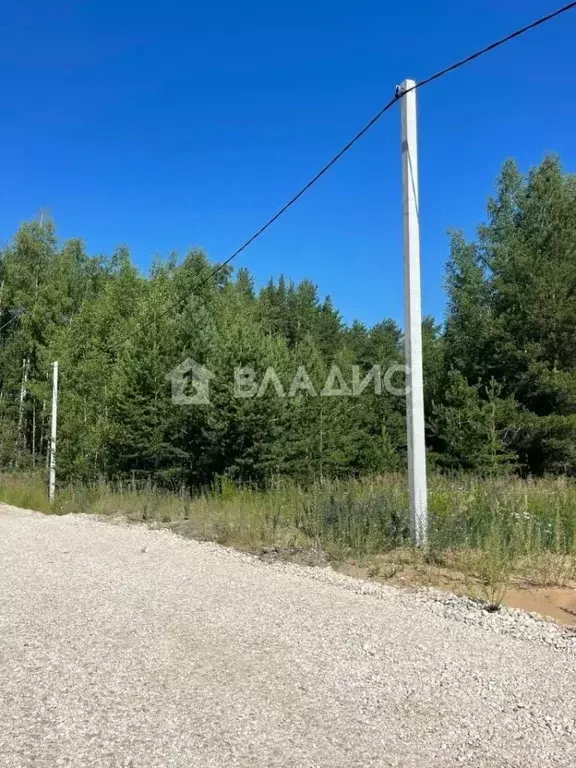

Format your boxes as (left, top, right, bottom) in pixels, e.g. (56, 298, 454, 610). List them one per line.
(399, 79, 428, 546)
(49, 361, 58, 504)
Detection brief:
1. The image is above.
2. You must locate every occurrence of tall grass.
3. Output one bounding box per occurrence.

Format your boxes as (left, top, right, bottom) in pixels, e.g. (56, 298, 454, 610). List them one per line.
(2, 472, 576, 602)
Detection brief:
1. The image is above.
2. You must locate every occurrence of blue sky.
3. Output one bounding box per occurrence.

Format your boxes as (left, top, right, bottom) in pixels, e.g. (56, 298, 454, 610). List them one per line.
(1, 1, 575, 327)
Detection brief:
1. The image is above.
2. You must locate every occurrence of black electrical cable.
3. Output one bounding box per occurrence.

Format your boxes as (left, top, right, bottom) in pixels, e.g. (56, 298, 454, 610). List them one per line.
(109, 1, 576, 353)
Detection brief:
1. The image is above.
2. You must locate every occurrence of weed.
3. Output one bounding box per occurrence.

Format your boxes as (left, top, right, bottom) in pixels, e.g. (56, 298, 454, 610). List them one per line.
(1, 471, 575, 603)
(377, 563, 402, 581)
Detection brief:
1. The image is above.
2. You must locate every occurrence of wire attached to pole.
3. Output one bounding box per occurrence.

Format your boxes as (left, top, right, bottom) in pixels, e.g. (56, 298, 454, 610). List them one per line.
(109, 1, 576, 353)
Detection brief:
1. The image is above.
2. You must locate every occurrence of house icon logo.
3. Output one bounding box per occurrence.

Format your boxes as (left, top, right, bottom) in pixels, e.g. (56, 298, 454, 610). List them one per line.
(166, 358, 215, 405)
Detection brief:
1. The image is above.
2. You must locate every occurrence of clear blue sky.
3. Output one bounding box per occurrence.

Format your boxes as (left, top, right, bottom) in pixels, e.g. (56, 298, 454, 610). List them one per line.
(1, 1, 575, 327)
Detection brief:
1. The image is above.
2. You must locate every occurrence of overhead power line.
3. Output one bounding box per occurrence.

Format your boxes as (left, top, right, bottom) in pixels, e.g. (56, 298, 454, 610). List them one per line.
(109, 1, 576, 353)
(0, 311, 24, 335)
(408, 0, 576, 93)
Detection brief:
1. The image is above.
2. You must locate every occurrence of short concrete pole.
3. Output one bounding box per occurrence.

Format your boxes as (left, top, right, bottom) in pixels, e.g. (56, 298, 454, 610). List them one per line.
(49, 361, 58, 504)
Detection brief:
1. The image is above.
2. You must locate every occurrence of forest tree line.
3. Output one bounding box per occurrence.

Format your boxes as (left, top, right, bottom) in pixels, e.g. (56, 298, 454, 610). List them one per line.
(1, 156, 575, 487)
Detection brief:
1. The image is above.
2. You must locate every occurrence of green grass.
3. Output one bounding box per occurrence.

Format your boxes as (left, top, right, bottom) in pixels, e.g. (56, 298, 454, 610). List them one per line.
(2, 472, 576, 605)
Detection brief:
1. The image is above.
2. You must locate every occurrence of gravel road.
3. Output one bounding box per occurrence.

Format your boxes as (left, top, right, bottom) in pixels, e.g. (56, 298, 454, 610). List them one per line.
(1, 503, 575, 767)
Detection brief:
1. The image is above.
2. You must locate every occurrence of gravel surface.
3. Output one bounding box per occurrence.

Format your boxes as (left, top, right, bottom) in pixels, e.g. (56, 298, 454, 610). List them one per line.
(1, 502, 575, 767)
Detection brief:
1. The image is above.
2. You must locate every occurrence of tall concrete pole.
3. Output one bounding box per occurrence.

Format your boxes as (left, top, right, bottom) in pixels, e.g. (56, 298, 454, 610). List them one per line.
(49, 361, 58, 504)
(399, 80, 428, 546)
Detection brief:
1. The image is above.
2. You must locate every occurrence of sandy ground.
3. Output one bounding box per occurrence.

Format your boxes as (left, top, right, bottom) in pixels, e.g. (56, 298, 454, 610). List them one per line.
(340, 563, 576, 627)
